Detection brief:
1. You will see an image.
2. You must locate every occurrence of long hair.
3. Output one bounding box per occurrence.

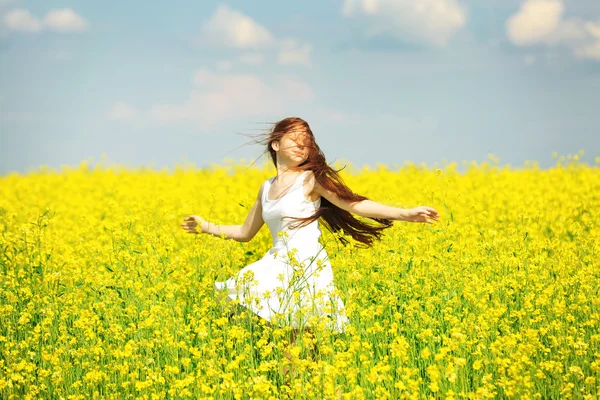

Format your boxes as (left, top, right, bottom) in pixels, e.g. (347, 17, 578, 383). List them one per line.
(244, 117, 393, 248)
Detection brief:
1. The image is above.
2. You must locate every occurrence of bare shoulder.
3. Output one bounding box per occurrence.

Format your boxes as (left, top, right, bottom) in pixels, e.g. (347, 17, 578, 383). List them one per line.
(257, 180, 266, 200)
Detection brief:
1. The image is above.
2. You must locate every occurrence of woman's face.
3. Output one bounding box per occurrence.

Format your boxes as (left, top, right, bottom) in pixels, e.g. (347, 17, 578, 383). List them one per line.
(276, 131, 310, 164)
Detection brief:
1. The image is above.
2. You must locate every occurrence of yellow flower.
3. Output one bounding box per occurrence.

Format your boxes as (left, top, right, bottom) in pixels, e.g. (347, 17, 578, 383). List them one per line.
(421, 347, 431, 359)
(1, 159, 598, 399)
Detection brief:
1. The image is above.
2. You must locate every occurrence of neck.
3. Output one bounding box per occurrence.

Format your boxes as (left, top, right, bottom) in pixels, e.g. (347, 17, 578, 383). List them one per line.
(275, 162, 302, 177)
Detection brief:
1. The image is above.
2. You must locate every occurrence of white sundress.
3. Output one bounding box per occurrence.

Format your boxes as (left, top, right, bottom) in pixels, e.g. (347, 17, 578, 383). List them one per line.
(214, 170, 350, 334)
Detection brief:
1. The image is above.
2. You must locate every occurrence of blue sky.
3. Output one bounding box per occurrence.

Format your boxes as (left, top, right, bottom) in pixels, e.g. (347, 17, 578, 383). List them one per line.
(1, 0, 599, 174)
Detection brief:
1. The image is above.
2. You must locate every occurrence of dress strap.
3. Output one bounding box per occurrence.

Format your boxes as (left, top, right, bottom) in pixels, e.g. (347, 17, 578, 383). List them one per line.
(294, 170, 309, 186)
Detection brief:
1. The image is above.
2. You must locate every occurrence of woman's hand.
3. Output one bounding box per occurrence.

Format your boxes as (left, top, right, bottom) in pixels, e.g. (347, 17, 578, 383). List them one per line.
(181, 215, 205, 234)
(404, 206, 440, 224)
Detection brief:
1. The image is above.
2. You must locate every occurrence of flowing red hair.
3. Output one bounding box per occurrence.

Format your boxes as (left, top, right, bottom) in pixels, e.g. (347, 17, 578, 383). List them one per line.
(244, 117, 393, 248)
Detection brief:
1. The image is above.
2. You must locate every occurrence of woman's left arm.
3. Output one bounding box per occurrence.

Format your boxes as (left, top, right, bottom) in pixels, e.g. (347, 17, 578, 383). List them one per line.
(313, 180, 440, 224)
(349, 199, 409, 220)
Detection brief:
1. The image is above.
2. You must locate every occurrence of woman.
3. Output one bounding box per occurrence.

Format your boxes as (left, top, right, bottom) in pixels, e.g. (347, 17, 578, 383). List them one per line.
(181, 117, 439, 378)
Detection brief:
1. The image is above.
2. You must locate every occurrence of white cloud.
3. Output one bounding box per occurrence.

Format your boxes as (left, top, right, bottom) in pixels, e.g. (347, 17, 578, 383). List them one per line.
(3, 9, 42, 32)
(149, 69, 313, 127)
(198, 5, 312, 68)
(2, 7, 87, 33)
(573, 22, 600, 59)
(544, 18, 589, 44)
(200, 4, 274, 49)
(110, 103, 138, 121)
(278, 38, 312, 67)
(239, 53, 264, 65)
(506, 0, 600, 60)
(341, 0, 468, 47)
(506, 0, 567, 46)
(44, 8, 88, 32)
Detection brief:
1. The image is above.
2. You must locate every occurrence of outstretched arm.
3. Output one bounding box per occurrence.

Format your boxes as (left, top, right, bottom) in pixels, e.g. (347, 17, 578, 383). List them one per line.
(182, 183, 266, 241)
(312, 179, 439, 224)
(236, 183, 266, 241)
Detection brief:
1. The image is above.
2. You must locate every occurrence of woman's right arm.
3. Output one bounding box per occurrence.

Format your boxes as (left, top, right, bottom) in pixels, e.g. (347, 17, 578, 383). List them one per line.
(200, 220, 245, 241)
(184, 183, 265, 242)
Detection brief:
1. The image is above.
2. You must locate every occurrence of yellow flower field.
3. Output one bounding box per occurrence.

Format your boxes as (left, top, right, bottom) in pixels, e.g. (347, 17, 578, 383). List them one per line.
(0, 153, 599, 399)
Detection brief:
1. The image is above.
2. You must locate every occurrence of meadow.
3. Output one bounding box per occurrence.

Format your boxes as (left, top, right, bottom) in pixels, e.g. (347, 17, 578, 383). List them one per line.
(0, 153, 599, 399)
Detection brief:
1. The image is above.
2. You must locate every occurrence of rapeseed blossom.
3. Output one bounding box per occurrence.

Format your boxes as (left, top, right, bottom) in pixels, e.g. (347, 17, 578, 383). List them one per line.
(0, 155, 598, 399)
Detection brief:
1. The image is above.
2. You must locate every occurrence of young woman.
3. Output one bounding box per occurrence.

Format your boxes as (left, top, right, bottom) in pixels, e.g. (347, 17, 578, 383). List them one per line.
(181, 117, 439, 377)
